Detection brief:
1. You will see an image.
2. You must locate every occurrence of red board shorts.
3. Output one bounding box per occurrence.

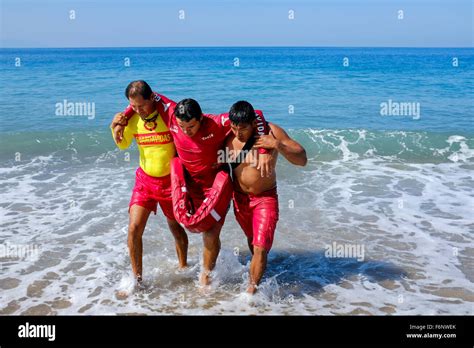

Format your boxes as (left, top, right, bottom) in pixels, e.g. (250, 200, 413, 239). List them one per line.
(233, 187, 279, 252)
(129, 167, 175, 220)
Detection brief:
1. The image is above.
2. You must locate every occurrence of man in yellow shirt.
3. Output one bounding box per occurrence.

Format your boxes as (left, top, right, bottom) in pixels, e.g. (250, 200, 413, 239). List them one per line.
(110, 81, 188, 288)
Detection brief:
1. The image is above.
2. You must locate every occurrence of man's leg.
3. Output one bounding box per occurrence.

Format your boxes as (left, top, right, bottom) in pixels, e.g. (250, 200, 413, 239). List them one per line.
(166, 218, 188, 268)
(247, 246, 268, 294)
(128, 204, 152, 281)
(200, 223, 223, 285)
(247, 237, 254, 254)
(159, 197, 189, 268)
(246, 194, 279, 294)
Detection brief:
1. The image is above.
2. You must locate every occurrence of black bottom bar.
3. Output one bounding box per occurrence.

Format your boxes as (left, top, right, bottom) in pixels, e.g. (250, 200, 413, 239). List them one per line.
(1, 315, 472, 347)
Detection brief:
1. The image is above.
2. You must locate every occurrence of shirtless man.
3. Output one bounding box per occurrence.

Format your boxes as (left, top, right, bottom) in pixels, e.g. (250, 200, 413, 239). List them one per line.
(226, 101, 307, 294)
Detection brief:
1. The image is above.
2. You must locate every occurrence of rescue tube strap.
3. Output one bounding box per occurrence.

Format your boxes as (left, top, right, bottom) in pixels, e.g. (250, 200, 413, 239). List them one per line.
(230, 136, 257, 170)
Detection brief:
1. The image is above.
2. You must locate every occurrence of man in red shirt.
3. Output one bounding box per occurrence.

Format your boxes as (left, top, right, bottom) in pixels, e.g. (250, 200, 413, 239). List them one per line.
(170, 99, 231, 285)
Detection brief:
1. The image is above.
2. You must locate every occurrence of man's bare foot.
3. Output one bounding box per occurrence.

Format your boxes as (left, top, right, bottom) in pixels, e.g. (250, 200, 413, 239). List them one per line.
(247, 283, 258, 294)
(116, 289, 130, 299)
(200, 270, 211, 286)
(115, 275, 142, 299)
(175, 263, 194, 275)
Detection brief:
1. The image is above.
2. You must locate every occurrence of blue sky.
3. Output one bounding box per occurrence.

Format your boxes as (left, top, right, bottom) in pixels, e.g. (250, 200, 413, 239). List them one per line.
(1, 0, 472, 47)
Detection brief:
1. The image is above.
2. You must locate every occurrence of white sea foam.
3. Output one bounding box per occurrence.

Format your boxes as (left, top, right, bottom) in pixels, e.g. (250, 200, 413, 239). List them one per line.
(0, 138, 473, 315)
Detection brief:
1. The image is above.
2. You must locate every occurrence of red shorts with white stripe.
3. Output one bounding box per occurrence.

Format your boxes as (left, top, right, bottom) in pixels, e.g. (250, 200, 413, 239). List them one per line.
(232, 187, 279, 252)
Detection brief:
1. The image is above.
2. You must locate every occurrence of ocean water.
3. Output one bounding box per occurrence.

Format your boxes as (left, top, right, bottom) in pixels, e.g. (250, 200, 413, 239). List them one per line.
(0, 47, 473, 315)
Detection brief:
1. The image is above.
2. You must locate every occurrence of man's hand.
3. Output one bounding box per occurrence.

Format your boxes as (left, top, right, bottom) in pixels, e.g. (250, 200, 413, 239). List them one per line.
(110, 112, 127, 143)
(256, 151, 275, 178)
(113, 124, 125, 143)
(254, 133, 280, 151)
(110, 112, 127, 128)
(258, 123, 308, 167)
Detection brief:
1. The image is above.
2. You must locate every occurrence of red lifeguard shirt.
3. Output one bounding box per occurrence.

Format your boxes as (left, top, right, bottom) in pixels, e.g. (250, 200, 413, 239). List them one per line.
(169, 112, 231, 188)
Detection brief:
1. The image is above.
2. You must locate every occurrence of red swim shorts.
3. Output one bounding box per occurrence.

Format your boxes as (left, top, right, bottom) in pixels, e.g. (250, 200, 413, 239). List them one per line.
(129, 167, 175, 220)
(232, 187, 279, 252)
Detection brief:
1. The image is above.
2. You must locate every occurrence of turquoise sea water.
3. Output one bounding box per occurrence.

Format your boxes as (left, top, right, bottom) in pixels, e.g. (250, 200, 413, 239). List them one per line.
(0, 47, 473, 162)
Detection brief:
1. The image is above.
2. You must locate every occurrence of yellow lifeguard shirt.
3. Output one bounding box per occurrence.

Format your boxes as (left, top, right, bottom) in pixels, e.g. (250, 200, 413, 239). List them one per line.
(112, 111, 175, 177)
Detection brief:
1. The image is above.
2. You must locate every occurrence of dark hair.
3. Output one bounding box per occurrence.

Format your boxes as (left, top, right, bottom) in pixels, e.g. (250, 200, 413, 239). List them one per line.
(174, 98, 203, 122)
(228, 101, 256, 125)
(125, 80, 153, 100)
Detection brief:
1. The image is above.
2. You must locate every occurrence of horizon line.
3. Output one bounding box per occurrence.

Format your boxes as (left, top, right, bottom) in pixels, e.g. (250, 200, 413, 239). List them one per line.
(1, 45, 473, 50)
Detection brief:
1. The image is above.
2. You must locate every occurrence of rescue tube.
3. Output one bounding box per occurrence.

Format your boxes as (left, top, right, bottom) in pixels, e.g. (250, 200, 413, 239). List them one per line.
(171, 157, 233, 233)
(254, 110, 270, 154)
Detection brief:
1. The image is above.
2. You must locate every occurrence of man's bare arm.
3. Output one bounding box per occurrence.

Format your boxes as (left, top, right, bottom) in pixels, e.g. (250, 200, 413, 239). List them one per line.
(254, 123, 307, 166)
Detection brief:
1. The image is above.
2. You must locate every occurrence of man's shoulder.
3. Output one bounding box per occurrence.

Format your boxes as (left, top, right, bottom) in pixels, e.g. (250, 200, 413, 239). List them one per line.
(268, 122, 289, 140)
(153, 92, 176, 105)
(153, 92, 176, 120)
(268, 121, 284, 131)
(204, 113, 229, 127)
(126, 113, 140, 127)
(202, 113, 229, 136)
